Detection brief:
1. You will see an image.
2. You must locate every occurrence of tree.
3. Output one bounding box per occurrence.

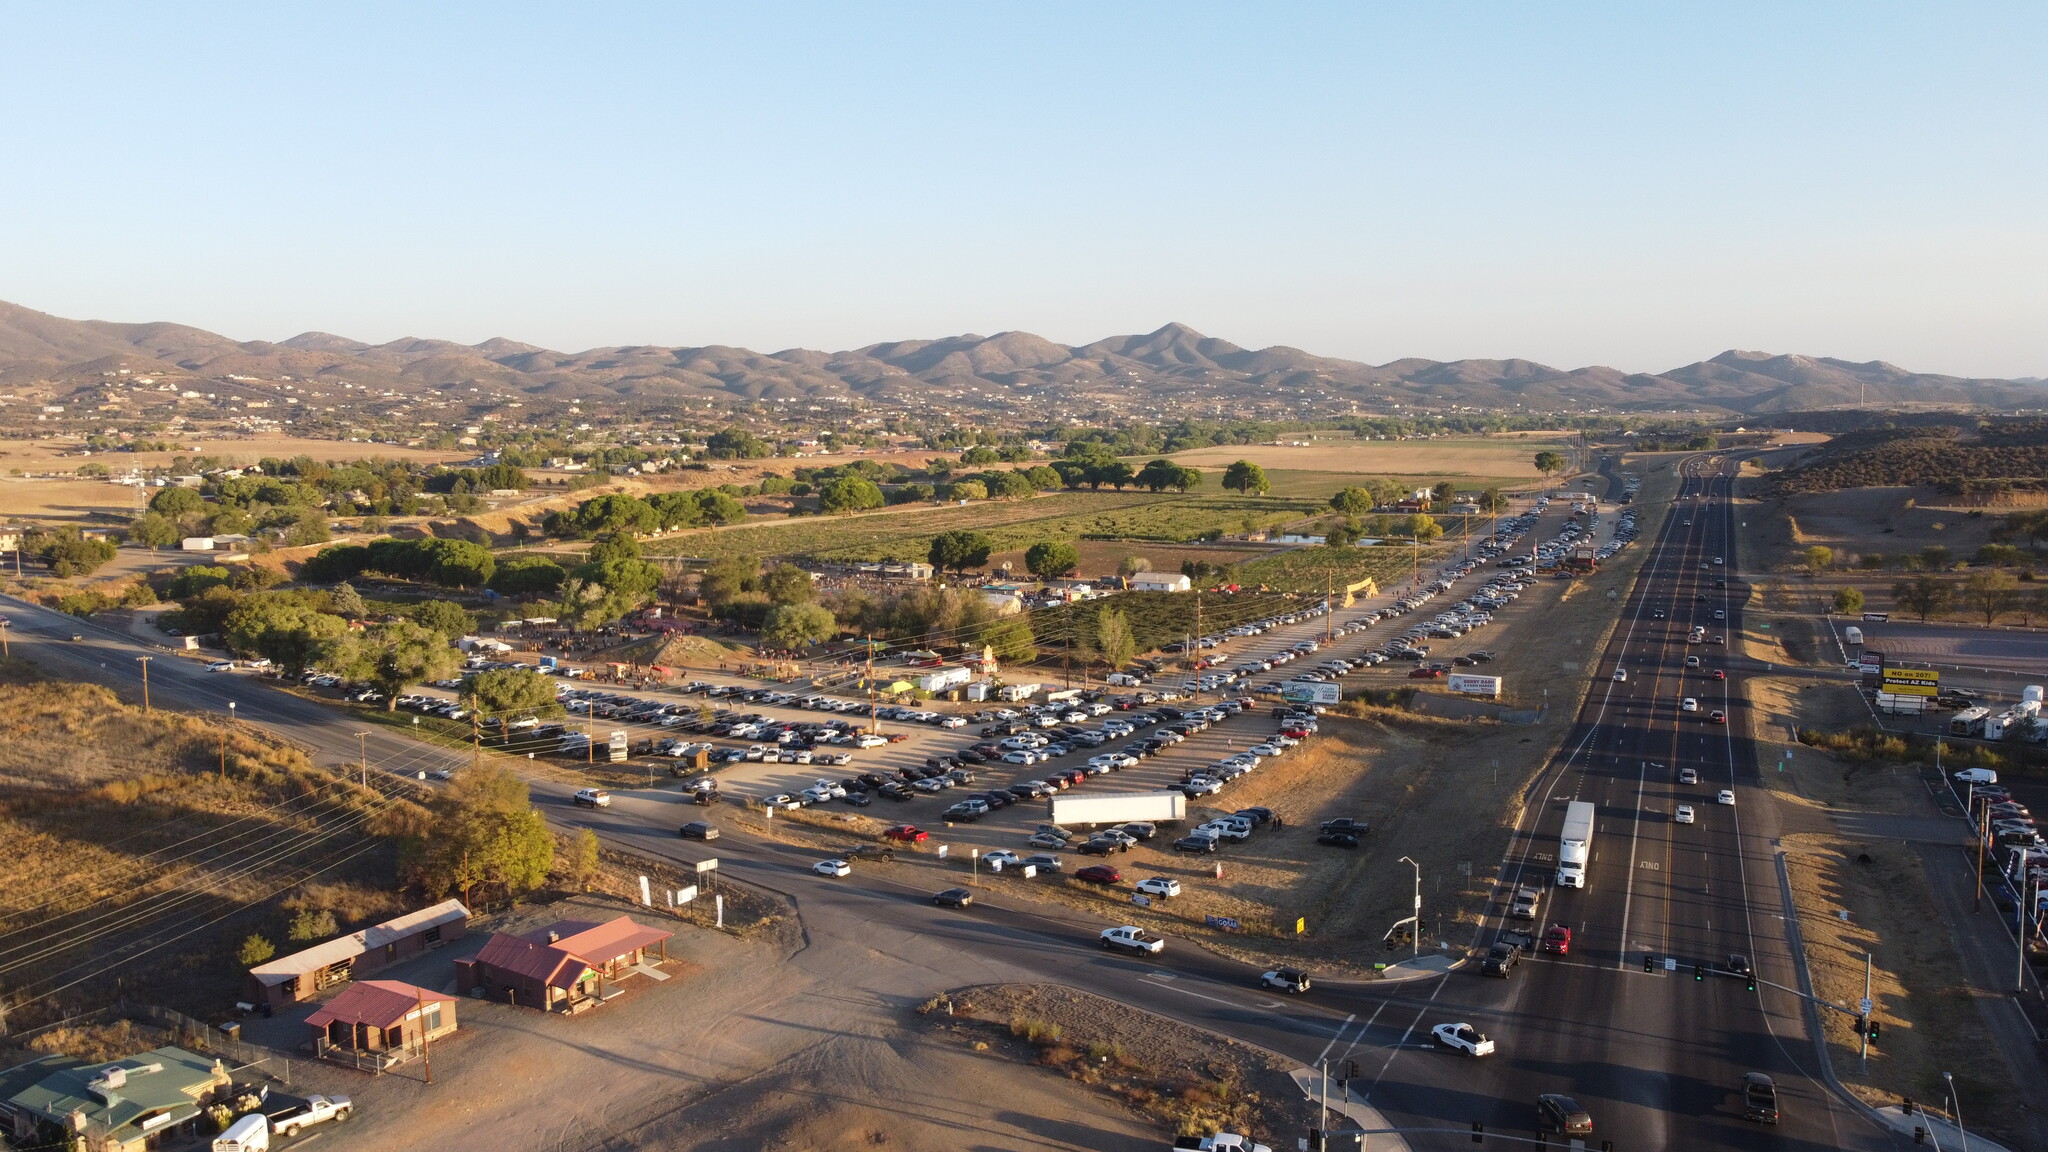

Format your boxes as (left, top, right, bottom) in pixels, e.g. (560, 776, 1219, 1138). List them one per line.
(129, 512, 181, 550)
(471, 463, 530, 491)
(149, 485, 206, 519)
(692, 488, 747, 526)
(572, 494, 658, 538)
(978, 618, 1037, 662)
(488, 555, 566, 596)
(984, 470, 1036, 500)
(557, 828, 600, 892)
(1964, 570, 2022, 625)
(1136, 459, 1202, 493)
(223, 594, 350, 675)
(1480, 487, 1509, 512)
(420, 538, 495, 588)
(1329, 486, 1375, 515)
(1891, 575, 1955, 623)
(1221, 460, 1269, 496)
(1803, 545, 1834, 575)
(960, 445, 1002, 465)
(400, 763, 555, 903)
(1093, 460, 1135, 490)
(1921, 545, 1951, 572)
(941, 479, 987, 502)
(760, 602, 839, 650)
(168, 565, 234, 599)
(1533, 451, 1567, 479)
(1325, 521, 1362, 548)
(762, 563, 816, 605)
(1404, 513, 1444, 543)
(327, 581, 367, 619)
(1024, 540, 1080, 580)
(1431, 480, 1457, 504)
(705, 428, 772, 459)
(237, 934, 276, 967)
(1095, 607, 1136, 671)
(1117, 555, 1153, 578)
(283, 507, 331, 547)
(928, 530, 994, 575)
(467, 667, 564, 718)
(33, 531, 117, 577)
(287, 908, 339, 942)
(819, 475, 885, 514)
(411, 599, 475, 637)
(1022, 465, 1063, 490)
(1832, 587, 1864, 615)
(323, 619, 463, 709)
(301, 543, 373, 584)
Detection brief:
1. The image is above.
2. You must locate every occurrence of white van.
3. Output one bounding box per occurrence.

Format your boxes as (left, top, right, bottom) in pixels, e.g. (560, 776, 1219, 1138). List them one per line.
(1954, 768, 1999, 786)
(214, 1113, 269, 1152)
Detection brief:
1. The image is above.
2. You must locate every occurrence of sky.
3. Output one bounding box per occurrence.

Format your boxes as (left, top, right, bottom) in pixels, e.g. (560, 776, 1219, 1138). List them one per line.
(2, 2, 2042, 377)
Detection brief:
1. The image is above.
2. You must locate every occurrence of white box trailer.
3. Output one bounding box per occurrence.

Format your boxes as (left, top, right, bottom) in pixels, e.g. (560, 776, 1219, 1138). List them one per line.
(1875, 693, 1928, 715)
(214, 1114, 269, 1152)
(1447, 673, 1502, 698)
(1050, 791, 1187, 828)
(1556, 800, 1595, 888)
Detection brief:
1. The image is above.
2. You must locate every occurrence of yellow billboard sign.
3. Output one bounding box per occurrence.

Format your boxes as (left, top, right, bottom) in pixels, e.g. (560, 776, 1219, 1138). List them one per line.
(1882, 668, 1939, 697)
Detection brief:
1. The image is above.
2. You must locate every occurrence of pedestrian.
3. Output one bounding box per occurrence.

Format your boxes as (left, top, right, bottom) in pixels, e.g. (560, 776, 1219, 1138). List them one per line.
(1274, 814, 1284, 830)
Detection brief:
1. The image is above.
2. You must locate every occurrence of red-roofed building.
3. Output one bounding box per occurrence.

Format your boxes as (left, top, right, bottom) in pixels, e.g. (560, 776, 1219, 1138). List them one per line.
(454, 915, 673, 1012)
(304, 980, 458, 1055)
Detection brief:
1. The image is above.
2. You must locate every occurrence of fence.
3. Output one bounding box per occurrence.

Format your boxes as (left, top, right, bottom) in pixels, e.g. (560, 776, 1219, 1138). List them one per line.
(5, 1001, 280, 1079)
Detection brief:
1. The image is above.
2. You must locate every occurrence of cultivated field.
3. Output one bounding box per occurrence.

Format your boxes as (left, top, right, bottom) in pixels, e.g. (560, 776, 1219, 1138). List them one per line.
(1167, 437, 1560, 479)
(0, 435, 475, 470)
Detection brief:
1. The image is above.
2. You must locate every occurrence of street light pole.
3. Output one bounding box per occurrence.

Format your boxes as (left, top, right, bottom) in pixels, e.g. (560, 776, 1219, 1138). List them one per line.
(1944, 1071, 1967, 1150)
(1399, 855, 1421, 957)
(355, 731, 369, 788)
(134, 656, 152, 714)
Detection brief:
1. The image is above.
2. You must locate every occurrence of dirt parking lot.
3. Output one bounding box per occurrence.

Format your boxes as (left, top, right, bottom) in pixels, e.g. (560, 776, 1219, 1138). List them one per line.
(241, 893, 1176, 1152)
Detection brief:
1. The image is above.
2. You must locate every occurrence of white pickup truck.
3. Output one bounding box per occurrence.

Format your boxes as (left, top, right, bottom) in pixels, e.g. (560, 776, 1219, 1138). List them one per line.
(1173, 1134, 1273, 1152)
(266, 1093, 353, 1138)
(1099, 926, 1165, 955)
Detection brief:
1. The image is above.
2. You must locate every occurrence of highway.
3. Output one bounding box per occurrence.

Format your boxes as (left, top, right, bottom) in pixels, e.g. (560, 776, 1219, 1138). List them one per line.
(0, 467, 1920, 1150)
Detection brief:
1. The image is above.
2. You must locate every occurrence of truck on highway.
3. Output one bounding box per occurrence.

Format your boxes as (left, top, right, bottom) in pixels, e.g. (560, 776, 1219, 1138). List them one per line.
(1950, 707, 1991, 737)
(1050, 791, 1186, 828)
(1556, 800, 1595, 888)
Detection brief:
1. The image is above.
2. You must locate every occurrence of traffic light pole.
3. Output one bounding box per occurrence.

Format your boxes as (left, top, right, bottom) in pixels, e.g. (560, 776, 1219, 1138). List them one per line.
(1663, 953, 1880, 1047)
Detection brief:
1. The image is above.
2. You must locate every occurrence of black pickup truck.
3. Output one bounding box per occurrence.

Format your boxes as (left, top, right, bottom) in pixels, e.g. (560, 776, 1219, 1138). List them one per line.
(1741, 1073, 1779, 1124)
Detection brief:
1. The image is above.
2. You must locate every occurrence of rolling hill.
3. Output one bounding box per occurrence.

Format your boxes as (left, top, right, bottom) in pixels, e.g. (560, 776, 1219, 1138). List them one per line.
(1, 299, 2040, 417)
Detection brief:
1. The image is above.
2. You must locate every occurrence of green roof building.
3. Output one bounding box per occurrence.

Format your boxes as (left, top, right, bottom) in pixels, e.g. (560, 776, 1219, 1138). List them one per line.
(0, 1046, 229, 1152)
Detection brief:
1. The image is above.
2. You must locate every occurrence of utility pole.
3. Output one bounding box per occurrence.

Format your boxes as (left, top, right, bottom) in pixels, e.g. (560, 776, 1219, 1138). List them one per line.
(1325, 573, 1333, 642)
(0, 620, 9, 659)
(2023, 880, 2038, 993)
(355, 732, 369, 788)
(415, 984, 434, 1084)
(1976, 799, 1989, 912)
(134, 656, 152, 714)
(865, 633, 879, 734)
(470, 711, 481, 772)
(1859, 952, 1873, 1073)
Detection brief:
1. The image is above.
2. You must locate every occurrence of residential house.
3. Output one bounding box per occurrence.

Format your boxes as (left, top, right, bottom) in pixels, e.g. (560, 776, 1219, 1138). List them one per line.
(305, 980, 458, 1056)
(0, 1047, 229, 1152)
(455, 915, 673, 1011)
(247, 900, 469, 1009)
(1130, 573, 1193, 593)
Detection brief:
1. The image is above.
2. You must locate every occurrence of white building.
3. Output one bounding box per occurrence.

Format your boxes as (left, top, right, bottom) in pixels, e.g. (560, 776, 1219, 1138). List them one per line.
(1130, 573, 1193, 593)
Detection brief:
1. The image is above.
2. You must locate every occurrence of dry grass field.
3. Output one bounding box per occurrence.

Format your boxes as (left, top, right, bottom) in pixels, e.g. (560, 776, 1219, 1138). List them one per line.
(0, 435, 475, 469)
(1166, 437, 1560, 479)
(0, 476, 150, 522)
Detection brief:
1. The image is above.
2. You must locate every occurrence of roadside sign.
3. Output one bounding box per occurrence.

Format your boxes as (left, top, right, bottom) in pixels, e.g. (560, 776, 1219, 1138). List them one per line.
(1295, 917, 1306, 935)
(1132, 894, 1151, 908)
(1860, 997, 1874, 1015)
(1882, 668, 1939, 697)
(1206, 915, 1242, 932)
(1021, 865, 1037, 879)
(1664, 957, 1677, 972)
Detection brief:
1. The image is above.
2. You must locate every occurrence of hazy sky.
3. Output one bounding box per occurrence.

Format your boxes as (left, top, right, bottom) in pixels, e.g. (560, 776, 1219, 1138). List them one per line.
(4, 3, 2041, 376)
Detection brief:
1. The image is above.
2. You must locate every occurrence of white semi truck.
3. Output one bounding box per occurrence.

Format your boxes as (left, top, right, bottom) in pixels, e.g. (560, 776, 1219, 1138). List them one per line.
(1556, 800, 1595, 888)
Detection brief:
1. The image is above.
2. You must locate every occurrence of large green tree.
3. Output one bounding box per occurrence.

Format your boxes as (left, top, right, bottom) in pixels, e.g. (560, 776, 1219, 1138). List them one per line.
(1964, 570, 2022, 625)
(819, 475, 885, 514)
(148, 486, 206, 519)
(760, 602, 839, 650)
(978, 617, 1037, 662)
(322, 619, 463, 709)
(1024, 540, 1080, 580)
(129, 512, 181, 550)
(401, 764, 555, 904)
(928, 530, 994, 575)
(1329, 486, 1375, 515)
(487, 555, 566, 596)
(1891, 575, 1954, 623)
(1221, 460, 1269, 496)
(1095, 607, 1136, 671)
(761, 564, 816, 605)
(1533, 450, 1567, 479)
(1135, 459, 1202, 493)
(466, 667, 564, 719)
(223, 593, 349, 676)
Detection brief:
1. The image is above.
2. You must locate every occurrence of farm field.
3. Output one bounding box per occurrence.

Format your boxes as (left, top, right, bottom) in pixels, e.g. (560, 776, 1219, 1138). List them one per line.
(1253, 467, 1533, 499)
(1234, 542, 1449, 594)
(0, 436, 475, 470)
(641, 491, 1328, 564)
(0, 477, 150, 523)
(1165, 437, 1561, 480)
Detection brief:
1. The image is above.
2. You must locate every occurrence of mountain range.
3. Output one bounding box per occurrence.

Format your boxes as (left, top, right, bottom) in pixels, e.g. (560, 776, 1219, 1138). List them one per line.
(2, 299, 2041, 417)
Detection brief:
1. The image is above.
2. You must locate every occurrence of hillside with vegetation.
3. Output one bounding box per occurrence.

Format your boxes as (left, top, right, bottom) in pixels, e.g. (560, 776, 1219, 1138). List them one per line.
(1768, 420, 2048, 500)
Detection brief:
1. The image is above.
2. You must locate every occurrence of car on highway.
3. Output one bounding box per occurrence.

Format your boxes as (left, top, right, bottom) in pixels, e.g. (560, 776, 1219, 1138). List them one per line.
(677, 821, 719, 840)
(1100, 925, 1164, 954)
(1260, 967, 1311, 994)
(1718, 789, 1736, 806)
(1482, 942, 1518, 977)
(1431, 1023, 1495, 1056)
(1075, 864, 1122, 885)
(1709, 709, 1726, 724)
(1684, 655, 1700, 668)
(1612, 668, 1628, 682)
(1725, 953, 1752, 978)
(1679, 767, 1698, 785)
(1537, 1094, 1593, 1136)
(1674, 805, 1696, 824)
(1509, 887, 1541, 919)
(1135, 877, 1181, 898)
(813, 859, 851, 877)
(573, 788, 611, 808)
(1540, 924, 1572, 955)
(882, 825, 929, 842)
(1741, 1072, 1779, 1124)
(1711, 668, 1726, 680)
(931, 888, 973, 908)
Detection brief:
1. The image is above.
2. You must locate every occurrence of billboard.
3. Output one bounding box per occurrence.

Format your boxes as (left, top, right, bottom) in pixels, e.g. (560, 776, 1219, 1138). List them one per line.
(1446, 673, 1503, 697)
(1281, 682, 1342, 705)
(1881, 667, 1939, 697)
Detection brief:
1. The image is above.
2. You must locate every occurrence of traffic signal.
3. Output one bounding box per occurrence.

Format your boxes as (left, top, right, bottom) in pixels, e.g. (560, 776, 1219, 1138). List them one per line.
(1868, 1019, 1882, 1042)
(1694, 963, 1704, 981)
(1471, 1120, 1484, 1144)
(1643, 952, 1655, 972)
(1746, 973, 1757, 992)
(1307, 1129, 1324, 1152)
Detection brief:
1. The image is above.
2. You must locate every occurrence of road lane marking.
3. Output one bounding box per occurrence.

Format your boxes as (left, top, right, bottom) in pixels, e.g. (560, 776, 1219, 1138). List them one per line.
(1314, 1012, 1358, 1064)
